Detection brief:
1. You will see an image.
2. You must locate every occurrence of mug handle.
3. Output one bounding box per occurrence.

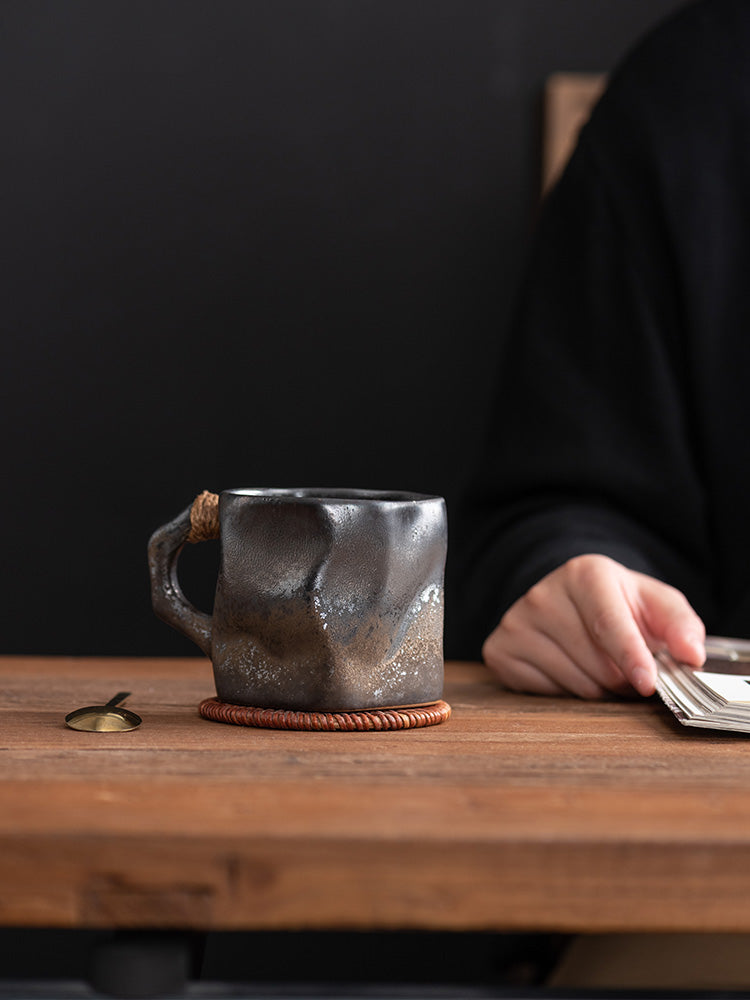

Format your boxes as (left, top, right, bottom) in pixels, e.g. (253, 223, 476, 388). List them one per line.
(147, 491, 220, 657)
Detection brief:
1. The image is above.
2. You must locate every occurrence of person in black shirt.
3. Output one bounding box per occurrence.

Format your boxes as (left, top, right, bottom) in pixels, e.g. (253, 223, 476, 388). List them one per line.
(457, 0, 750, 698)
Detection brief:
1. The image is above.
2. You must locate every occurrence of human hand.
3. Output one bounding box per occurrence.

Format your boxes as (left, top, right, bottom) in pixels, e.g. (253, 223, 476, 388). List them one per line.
(482, 554, 706, 699)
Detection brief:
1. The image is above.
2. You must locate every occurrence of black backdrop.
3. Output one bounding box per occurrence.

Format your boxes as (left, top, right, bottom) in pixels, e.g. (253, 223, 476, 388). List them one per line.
(2, 0, 686, 658)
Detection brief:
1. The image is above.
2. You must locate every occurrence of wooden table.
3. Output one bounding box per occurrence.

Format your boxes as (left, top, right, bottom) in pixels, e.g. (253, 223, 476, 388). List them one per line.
(3, 655, 750, 935)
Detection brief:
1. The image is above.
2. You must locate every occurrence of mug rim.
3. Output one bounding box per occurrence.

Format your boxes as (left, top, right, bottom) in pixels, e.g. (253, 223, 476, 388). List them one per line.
(224, 486, 443, 504)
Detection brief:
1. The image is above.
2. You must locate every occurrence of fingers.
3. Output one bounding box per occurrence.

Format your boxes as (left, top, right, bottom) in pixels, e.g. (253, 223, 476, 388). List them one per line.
(483, 622, 609, 699)
(525, 581, 639, 696)
(562, 557, 664, 696)
(483, 564, 638, 699)
(482, 645, 570, 698)
(635, 574, 706, 667)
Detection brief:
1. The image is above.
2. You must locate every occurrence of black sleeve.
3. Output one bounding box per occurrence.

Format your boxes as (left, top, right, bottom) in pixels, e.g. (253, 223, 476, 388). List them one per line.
(452, 117, 714, 658)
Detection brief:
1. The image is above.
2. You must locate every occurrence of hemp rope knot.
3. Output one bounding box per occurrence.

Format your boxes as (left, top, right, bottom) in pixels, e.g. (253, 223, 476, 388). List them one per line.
(188, 490, 220, 543)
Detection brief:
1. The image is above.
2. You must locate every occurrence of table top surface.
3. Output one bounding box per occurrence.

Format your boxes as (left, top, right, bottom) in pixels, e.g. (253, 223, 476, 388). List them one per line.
(3, 655, 750, 934)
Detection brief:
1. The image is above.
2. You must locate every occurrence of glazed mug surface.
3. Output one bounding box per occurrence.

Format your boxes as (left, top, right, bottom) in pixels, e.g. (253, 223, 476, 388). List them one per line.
(148, 487, 447, 712)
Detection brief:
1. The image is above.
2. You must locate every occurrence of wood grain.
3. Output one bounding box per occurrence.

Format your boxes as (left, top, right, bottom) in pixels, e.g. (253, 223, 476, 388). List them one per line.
(3, 657, 750, 932)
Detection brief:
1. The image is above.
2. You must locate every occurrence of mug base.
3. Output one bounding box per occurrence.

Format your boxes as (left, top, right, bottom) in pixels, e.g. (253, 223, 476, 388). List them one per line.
(198, 697, 451, 731)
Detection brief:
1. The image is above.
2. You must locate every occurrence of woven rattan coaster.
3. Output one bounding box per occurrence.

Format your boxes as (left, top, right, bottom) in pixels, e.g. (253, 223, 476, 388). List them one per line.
(198, 697, 451, 731)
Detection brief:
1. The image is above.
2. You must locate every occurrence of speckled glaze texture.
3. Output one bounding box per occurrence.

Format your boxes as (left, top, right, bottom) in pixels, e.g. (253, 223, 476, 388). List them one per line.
(149, 488, 447, 712)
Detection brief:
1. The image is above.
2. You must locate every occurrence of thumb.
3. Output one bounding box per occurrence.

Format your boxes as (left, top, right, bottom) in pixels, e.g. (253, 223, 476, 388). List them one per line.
(635, 575, 706, 667)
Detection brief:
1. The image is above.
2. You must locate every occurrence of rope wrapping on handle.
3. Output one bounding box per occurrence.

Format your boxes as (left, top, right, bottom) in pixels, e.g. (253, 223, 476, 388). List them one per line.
(187, 490, 220, 543)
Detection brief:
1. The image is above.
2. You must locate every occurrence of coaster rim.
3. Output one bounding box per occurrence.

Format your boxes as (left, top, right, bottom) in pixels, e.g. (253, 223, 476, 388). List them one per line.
(198, 697, 451, 731)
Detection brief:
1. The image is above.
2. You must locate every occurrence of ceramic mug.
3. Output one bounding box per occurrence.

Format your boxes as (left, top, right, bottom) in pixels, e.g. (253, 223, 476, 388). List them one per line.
(148, 488, 447, 712)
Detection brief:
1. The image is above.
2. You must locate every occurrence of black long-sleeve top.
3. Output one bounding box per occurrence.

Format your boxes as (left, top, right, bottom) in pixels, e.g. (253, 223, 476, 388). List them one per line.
(455, 0, 750, 657)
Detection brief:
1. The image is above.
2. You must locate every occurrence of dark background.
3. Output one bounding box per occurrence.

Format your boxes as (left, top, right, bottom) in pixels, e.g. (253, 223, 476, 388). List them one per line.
(2, 0, 687, 659)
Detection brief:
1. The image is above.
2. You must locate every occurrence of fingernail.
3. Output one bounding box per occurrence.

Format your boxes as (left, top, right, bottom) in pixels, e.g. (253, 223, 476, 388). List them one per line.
(687, 634, 706, 665)
(631, 666, 654, 697)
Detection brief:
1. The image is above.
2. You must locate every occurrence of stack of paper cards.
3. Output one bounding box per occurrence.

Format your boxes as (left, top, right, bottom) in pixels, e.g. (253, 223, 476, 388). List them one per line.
(656, 637, 750, 732)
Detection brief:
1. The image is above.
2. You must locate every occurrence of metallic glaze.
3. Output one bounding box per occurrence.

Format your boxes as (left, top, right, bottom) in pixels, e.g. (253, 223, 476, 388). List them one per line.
(149, 488, 447, 712)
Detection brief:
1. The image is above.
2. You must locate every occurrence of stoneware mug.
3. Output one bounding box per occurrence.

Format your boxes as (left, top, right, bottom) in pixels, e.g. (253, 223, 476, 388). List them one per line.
(148, 487, 447, 712)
